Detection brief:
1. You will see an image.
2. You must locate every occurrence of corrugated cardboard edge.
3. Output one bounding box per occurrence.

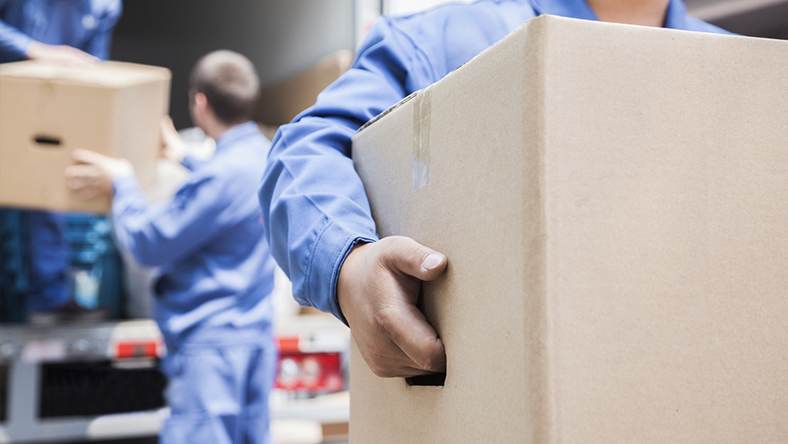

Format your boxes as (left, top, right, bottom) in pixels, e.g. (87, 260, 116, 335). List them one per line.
(354, 13, 551, 137)
(523, 14, 554, 444)
(357, 90, 421, 134)
(0, 60, 171, 88)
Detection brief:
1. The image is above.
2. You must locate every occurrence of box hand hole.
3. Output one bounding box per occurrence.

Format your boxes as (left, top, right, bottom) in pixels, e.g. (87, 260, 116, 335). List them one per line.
(33, 135, 62, 147)
(406, 372, 445, 387)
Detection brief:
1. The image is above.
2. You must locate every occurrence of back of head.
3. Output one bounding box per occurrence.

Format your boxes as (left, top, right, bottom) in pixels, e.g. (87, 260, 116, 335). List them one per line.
(189, 50, 260, 126)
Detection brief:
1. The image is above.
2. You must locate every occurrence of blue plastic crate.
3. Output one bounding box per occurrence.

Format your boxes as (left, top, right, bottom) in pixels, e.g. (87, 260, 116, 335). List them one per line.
(0, 210, 126, 322)
(66, 214, 125, 319)
(0, 209, 29, 323)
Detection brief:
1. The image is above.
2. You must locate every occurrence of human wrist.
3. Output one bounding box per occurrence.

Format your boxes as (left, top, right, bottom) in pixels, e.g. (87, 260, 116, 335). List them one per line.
(336, 241, 372, 322)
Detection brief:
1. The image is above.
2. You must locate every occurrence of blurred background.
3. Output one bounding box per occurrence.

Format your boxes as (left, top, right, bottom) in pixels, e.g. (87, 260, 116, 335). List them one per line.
(1, 1, 787, 443)
(112, 0, 788, 131)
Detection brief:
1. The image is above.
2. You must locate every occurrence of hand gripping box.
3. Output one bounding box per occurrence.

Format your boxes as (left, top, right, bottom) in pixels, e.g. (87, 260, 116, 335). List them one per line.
(0, 60, 171, 213)
(351, 15, 788, 443)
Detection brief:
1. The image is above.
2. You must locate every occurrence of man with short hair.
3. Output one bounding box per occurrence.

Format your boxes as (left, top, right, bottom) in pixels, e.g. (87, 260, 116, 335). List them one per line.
(66, 50, 277, 444)
(259, 0, 732, 379)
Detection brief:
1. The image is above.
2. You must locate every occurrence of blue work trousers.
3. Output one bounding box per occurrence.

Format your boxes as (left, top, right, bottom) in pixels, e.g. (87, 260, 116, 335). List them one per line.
(159, 341, 277, 444)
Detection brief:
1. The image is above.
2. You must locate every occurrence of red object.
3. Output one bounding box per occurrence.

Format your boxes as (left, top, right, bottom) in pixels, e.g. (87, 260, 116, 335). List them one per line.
(276, 351, 345, 394)
(277, 336, 300, 354)
(115, 341, 160, 359)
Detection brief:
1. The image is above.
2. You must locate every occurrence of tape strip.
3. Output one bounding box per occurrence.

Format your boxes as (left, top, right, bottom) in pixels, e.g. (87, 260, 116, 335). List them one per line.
(412, 89, 431, 192)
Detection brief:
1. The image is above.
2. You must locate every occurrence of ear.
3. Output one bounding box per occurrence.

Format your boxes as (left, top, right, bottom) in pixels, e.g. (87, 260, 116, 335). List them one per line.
(194, 92, 209, 112)
(194, 92, 218, 123)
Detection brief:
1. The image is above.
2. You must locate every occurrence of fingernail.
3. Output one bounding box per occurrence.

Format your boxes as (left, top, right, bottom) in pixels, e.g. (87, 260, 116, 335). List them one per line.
(422, 253, 444, 271)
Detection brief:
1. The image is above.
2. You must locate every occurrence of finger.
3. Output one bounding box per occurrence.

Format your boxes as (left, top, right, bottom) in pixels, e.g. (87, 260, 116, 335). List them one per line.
(78, 186, 101, 201)
(355, 333, 439, 378)
(161, 115, 176, 133)
(65, 163, 98, 178)
(72, 149, 111, 165)
(381, 236, 447, 281)
(160, 117, 172, 148)
(65, 165, 104, 189)
(66, 176, 89, 190)
(161, 116, 182, 144)
(65, 46, 100, 66)
(67, 174, 103, 191)
(83, 53, 100, 65)
(382, 302, 447, 373)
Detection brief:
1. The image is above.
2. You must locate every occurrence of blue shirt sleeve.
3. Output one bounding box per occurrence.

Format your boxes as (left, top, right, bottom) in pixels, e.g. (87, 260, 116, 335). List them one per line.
(260, 0, 728, 321)
(0, 18, 32, 61)
(259, 3, 530, 321)
(259, 17, 437, 321)
(84, 0, 122, 60)
(181, 154, 207, 172)
(0, 0, 122, 62)
(111, 173, 229, 268)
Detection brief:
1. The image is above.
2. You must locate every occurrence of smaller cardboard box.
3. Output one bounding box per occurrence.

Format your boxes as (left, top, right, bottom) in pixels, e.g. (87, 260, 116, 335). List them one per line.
(0, 60, 171, 213)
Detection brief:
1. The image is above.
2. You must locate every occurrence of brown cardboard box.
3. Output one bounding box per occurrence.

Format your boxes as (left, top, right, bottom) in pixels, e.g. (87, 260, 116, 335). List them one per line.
(255, 50, 353, 128)
(0, 60, 171, 213)
(351, 15, 788, 443)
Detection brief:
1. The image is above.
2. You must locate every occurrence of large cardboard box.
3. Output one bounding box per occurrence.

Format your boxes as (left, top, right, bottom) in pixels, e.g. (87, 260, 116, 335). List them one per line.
(0, 60, 171, 213)
(351, 15, 788, 443)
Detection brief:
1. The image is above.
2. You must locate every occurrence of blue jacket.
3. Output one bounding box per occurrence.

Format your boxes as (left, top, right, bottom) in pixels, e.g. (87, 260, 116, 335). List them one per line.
(114, 122, 277, 351)
(259, 0, 732, 322)
(0, 0, 122, 62)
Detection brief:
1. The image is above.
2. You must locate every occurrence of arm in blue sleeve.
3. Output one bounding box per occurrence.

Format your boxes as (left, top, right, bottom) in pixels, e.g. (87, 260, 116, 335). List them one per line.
(259, 17, 437, 320)
(181, 155, 206, 172)
(111, 174, 226, 267)
(0, 19, 32, 61)
(84, 0, 122, 60)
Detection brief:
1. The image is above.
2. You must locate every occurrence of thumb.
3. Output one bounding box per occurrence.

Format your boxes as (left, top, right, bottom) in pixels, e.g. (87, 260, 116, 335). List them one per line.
(160, 115, 177, 139)
(72, 149, 110, 165)
(381, 236, 447, 281)
(162, 115, 176, 130)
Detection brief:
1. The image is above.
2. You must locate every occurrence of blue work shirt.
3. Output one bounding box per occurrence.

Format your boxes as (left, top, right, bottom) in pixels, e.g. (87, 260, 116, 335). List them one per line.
(114, 122, 277, 352)
(259, 0, 732, 322)
(0, 0, 121, 63)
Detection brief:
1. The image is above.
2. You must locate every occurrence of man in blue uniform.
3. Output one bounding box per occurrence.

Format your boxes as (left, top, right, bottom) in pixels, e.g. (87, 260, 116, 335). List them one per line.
(0, 0, 122, 317)
(259, 0, 732, 379)
(66, 50, 277, 444)
(0, 0, 120, 63)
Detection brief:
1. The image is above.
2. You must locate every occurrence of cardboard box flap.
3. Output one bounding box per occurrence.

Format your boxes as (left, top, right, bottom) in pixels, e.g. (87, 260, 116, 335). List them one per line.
(357, 90, 421, 134)
(0, 60, 171, 88)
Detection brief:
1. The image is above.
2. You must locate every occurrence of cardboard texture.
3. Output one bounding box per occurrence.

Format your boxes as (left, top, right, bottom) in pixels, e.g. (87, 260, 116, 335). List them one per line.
(0, 60, 171, 213)
(351, 15, 788, 443)
(255, 50, 353, 127)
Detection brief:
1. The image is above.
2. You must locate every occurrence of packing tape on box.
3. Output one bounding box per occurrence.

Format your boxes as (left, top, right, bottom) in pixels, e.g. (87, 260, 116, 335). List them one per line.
(412, 88, 431, 192)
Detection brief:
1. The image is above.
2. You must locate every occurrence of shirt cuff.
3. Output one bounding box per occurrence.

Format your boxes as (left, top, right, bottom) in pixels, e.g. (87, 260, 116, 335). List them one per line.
(305, 219, 378, 325)
(19, 35, 33, 58)
(181, 155, 200, 171)
(112, 174, 141, 198)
